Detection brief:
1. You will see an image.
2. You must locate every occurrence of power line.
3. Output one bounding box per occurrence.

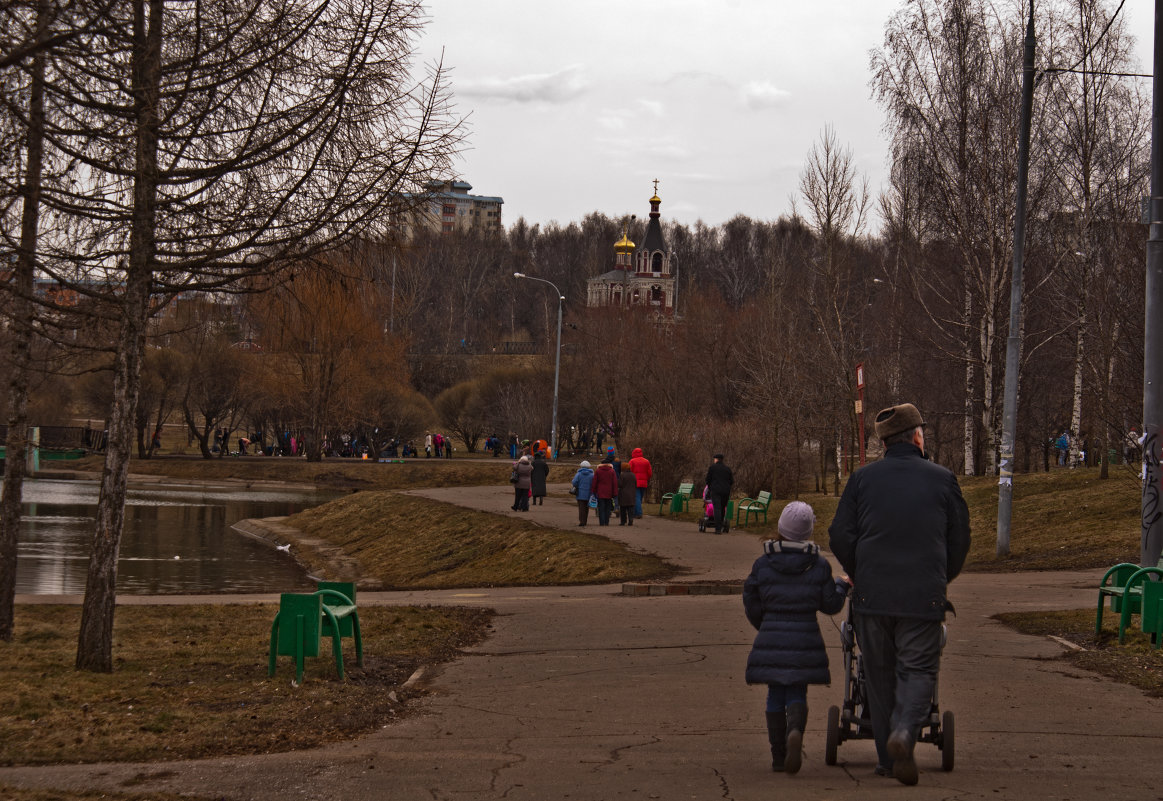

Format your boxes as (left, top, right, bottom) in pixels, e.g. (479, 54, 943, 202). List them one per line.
(1046, 0, 1129, 76)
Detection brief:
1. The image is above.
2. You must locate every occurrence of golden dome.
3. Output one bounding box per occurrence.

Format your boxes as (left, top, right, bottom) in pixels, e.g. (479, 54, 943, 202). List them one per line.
(614, 231, 636, 253)
(650, 194, 661, 204)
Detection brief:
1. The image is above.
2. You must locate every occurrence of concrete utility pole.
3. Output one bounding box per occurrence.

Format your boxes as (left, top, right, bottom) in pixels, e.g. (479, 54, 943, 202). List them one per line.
(997, 0, 1036, 558)
(1142, 1, 1163, 567)
(513, 273, 564, 461)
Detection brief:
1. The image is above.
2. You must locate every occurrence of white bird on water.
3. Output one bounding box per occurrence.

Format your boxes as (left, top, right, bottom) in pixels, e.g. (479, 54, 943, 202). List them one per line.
(276, 543, 291, 554)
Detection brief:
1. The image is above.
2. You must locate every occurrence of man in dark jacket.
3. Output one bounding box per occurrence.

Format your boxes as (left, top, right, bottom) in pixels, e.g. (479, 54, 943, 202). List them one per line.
(828, 403, 971, 786)
(704, 453, 734, 534)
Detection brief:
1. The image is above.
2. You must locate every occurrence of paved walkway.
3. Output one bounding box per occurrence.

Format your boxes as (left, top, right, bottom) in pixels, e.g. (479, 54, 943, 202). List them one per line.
(4, 486, 1162, 800)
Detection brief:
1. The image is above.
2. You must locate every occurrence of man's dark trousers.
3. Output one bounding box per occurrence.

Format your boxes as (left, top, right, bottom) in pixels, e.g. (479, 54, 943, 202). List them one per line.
(853, 613, 943, 769)
(710, 492, 729, 533)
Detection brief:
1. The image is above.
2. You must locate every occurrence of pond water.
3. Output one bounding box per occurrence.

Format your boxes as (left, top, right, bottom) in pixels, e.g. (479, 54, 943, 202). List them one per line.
(12, 479, 339, 595)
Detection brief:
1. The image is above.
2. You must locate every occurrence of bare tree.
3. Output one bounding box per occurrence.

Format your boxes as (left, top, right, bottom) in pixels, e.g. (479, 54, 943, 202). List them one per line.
(2, 0, 459, 669)
(795, 125, 872, 492)
(1042, 0, 1148, 470)
(871, 0, 1044, 475)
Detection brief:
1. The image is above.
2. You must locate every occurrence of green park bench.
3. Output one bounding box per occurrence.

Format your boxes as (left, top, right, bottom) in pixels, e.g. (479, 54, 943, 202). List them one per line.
(1096, 557, 1163, 643)
(735, 490, 772, 528)
(1140, 580, 1163, 649)
(269, 581, 363, 683)
(660, 482, 695, 515)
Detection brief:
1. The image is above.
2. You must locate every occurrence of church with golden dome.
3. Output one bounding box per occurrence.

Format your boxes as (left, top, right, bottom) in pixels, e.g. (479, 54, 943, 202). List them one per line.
(585, 183, 677, 315)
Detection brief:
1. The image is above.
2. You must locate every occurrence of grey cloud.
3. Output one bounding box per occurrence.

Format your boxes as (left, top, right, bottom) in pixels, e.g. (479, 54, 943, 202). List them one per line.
(457, 65, 588, 103)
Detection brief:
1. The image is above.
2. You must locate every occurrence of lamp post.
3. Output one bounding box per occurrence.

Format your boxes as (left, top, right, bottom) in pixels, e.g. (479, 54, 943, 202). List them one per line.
(514, 272, 563, 461)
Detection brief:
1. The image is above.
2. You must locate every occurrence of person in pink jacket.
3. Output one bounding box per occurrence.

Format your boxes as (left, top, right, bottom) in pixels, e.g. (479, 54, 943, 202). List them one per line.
(627, 447, 653, 519)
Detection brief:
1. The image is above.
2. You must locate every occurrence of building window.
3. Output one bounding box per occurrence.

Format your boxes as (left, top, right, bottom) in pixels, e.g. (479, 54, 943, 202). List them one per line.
(652, 252, 663, 274)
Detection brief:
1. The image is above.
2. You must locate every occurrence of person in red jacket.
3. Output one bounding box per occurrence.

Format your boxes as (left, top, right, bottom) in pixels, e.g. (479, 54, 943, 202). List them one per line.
(627, 447, 653, 518)
(592, 462, 618, 525)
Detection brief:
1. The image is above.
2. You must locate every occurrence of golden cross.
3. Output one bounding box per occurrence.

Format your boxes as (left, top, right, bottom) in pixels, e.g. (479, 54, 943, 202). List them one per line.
(652, 178, 659, 194)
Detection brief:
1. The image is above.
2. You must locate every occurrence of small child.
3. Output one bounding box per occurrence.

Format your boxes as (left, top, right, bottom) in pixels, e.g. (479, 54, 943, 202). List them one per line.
(743, 501, 849, 774)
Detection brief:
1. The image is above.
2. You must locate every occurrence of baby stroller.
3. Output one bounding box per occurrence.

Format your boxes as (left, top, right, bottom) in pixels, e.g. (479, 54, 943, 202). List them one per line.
(824, 603, 954, 771)
(696, 486, 730, 533)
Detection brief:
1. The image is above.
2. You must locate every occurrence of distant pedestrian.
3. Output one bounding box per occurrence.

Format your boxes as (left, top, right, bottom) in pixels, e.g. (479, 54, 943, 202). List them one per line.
(1055, 432, 1068, 466)
(425, 432, 433, 458)
(571, 460, 595, 526)
(704, 453, 734, 535)
(593, 462, 618, 526)
(618, 465, 637, 525)
(745, 501, 849, 774)
(531, 451, 550, 505)
(602, 446, 621, 477)
(512, 455, 533, 512)
(627, 447, 653, 518)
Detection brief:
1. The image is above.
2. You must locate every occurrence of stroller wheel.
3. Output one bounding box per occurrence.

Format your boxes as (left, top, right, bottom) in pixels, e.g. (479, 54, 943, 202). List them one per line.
(940, 710, 955, 771)
(825, 705, 840, 765)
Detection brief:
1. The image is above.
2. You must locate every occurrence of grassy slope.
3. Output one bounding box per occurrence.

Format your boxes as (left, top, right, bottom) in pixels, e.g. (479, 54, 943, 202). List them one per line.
(282, 492, 677, 588)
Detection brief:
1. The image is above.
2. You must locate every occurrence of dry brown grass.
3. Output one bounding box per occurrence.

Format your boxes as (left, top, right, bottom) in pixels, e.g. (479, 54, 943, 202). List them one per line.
(0, 604, 490, 767)
(283, 492, 677, 588)
(959, 467, 1141, 571)
(995, 608, 1163, 697)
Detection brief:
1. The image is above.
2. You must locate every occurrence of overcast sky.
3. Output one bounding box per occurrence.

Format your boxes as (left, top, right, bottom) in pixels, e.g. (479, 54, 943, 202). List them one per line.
(415, 1, 1154, 231)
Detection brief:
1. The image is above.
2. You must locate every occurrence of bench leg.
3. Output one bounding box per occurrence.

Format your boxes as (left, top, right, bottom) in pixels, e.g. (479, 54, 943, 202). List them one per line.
(1119, 597, 1135, 644)
(1096, 592, 1106, 635)
(352, 612, 363, 667)
(322, 607, 345, 679)
(294, 614, 306, 685)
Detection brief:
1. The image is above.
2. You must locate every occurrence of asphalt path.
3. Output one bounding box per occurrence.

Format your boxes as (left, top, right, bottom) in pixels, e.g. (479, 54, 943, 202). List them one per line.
(4, 483, 1161, 800)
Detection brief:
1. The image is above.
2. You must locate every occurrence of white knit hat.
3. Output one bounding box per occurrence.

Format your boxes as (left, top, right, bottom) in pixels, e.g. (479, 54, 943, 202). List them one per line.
(777, 501, 816, 542)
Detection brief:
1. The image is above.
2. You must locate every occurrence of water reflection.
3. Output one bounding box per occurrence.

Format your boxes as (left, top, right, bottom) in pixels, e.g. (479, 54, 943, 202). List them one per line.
(12, 479, 338, 595)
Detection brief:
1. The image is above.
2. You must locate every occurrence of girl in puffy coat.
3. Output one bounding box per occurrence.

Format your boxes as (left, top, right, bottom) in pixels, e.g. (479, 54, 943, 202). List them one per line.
(570, 461, 595, 526)
(743, 501, 849, 775)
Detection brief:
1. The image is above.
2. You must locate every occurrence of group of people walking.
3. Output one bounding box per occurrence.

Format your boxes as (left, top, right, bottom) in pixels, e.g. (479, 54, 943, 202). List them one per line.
(568, 446, 652, 526)
(509, 450, 550, 512)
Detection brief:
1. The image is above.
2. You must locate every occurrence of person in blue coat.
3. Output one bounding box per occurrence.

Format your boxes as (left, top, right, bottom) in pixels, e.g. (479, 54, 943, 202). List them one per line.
(744, 501, 849, 774)
(570, 461, 595, 526)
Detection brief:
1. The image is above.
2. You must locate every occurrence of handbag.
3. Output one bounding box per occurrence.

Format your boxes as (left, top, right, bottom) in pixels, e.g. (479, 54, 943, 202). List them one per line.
(588, 494, 598, 509)
(509, 468, 518, 484)
(569, 485, 578, 495)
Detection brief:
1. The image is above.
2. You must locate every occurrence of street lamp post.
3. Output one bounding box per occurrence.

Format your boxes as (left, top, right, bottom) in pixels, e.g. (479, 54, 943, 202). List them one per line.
(514, 272, 563, 460)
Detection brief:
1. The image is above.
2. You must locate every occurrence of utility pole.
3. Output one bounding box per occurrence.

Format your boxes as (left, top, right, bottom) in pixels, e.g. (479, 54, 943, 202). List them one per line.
(1142, 1, 1163, 567)
(997, 0, 1036, 558)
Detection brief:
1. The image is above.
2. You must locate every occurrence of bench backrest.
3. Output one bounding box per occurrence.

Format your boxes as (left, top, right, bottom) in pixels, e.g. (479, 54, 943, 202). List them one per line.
(678, 482, 694, 495)
(757, 491, 772, 505)
(275, 593, 323, 657)
(318, 581, 356, 605)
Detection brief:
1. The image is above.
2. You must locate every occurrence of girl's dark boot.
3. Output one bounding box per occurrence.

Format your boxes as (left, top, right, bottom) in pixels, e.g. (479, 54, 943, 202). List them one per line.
(784, 702, 807, 774)
(765, 710, 787, 771)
